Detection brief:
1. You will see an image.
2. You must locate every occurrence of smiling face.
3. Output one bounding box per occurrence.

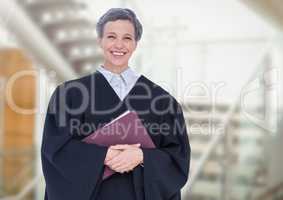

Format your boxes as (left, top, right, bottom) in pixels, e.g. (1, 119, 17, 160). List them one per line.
(98, 20, 137, 72)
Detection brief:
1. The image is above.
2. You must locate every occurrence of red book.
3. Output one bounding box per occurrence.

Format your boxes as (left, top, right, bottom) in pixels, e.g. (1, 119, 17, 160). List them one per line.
(82, 110, 156, 180)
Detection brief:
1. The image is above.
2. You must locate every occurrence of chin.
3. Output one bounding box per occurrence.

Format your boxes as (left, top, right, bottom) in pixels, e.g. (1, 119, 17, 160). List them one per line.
(110, 61, 128, 68)
(113, 64, 128, 68)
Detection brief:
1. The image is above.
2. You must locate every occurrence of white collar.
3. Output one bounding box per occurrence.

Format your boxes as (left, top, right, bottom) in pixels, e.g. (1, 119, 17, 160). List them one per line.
(97, 65, 139, 86)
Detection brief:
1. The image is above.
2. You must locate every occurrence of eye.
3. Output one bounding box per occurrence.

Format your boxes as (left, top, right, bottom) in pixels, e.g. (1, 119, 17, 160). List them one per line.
(124, 37, 133, 40)
(107, 35, 115, 39)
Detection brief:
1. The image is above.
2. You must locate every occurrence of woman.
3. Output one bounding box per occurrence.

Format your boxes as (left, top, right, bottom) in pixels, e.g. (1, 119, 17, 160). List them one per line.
(41, 8, 190, 200)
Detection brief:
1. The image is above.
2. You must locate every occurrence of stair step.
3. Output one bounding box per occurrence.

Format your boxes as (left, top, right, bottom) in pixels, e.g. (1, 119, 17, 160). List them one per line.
(19, 0, 84, 11)
(190, 180, 250, 199)
(181, 100, 231, 111)
(71, 56, 103, 73)
(58, 40, 100, 59)
(50, 29, 97, 43)
(190, 141, 223, 154)
(42, 19, 93, 32)
(185, 113, 245, 123)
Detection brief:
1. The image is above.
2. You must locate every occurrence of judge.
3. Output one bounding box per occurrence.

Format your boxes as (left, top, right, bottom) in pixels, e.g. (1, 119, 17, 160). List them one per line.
(41, 8, 191, 200)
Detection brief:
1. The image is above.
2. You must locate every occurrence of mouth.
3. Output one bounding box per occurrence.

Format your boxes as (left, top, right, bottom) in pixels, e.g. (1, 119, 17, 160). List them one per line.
(110, 51, 127, 57)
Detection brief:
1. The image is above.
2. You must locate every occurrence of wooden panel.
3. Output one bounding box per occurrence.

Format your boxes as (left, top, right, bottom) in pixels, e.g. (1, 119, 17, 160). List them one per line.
(0, 48, 36, 196)
(4, 107, 35, 139)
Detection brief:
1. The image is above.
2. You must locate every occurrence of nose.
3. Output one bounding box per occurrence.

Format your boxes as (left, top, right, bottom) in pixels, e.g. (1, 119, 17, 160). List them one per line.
(114, 39, 124, 49)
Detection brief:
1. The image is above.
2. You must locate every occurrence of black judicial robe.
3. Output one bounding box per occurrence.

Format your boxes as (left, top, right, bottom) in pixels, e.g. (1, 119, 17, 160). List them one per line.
(41, 71, 191, 200)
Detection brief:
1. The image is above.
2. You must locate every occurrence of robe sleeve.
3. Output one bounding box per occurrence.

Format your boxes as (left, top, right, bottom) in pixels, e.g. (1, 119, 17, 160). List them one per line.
(41, 84, 108, 200)
(141, 99, 191, 200)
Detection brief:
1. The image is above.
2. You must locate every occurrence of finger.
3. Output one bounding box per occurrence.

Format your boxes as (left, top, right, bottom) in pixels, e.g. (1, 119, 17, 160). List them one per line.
(105, 156, 113, 163)
(105, 155, 114, 163)
(105, 154, 124, 166)
(105, 151, 114, 160)
(105, 151, 120, 162)
(110, 144, 140, 150)
(112, 165, 128, 173)
(114, 164, 132, 173)
(118, 165, 133, 173)
(110, 145, 129, 150)
(110, 160, 126, 169)
(115, 161, 133, 170)
(107, 155, 129, 169)
(116, 165, 134, 173)
(110, 161, 128, 172)
(105, 156, 111, 162)
(105, 159, 116, 166)
(130, 143, 141, 147)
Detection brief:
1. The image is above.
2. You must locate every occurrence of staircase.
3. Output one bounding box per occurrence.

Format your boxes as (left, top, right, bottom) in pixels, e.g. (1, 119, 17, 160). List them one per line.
(0, 0, 103, 80)
(17, 0, 103, 75)
(255, 182, 283, 200)
(182, 99, 269, 200)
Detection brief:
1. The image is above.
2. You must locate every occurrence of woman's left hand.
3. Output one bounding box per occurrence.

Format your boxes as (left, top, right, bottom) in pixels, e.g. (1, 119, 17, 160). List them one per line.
(105, 144, 143, 173)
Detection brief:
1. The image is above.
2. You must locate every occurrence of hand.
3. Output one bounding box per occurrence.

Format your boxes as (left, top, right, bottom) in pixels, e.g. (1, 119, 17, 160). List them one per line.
(104, 144, 141, 165)
(105, 144, 143, 173)
(104, 148, 121, 164)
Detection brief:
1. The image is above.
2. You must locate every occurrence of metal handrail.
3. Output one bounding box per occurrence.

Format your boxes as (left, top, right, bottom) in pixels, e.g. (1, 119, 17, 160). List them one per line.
(0, 174, 42, 200)
(0, 0, 78, 81)
(186, 51, 269, 190)
(187, 93, 240, 189)
(255, 182, 283, 200)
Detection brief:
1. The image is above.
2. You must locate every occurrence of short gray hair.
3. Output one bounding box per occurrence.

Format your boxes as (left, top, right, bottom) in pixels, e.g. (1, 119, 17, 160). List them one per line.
(96, 8, 143, 41)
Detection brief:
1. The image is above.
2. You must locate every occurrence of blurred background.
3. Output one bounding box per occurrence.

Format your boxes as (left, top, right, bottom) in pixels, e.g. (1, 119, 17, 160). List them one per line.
(0, 0, 282, 199)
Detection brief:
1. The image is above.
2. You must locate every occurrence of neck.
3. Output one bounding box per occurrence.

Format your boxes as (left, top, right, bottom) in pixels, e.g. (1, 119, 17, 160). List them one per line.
(102, 63, 128, 74)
